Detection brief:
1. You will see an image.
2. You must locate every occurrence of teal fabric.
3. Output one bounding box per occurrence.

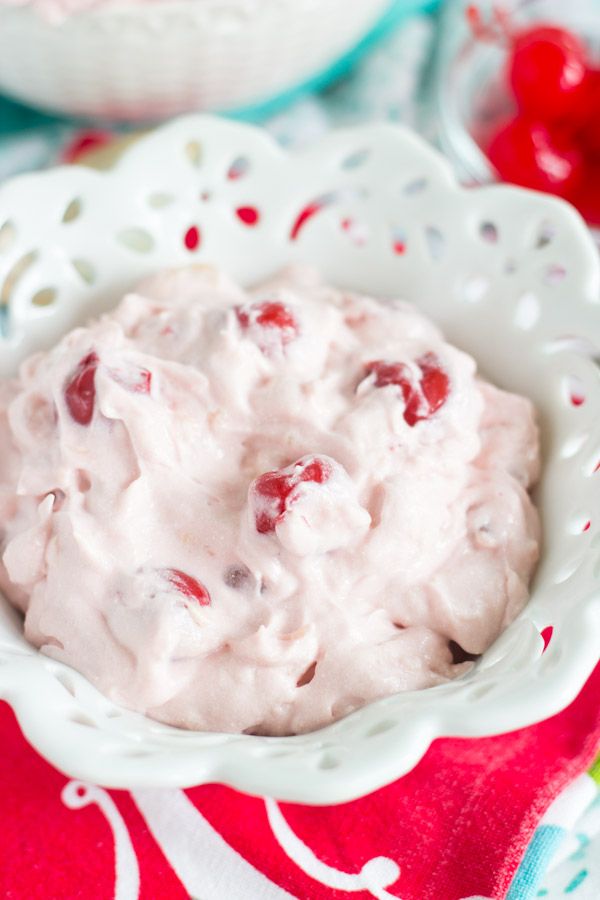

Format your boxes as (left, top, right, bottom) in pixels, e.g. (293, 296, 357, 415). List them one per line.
(508, 826, 566, 900)
(536, 791, 600, 899)
(0, 97, 60, 135)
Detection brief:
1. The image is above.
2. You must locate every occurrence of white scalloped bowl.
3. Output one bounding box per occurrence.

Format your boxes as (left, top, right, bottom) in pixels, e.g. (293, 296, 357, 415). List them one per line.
(0, 0, 388, 120)
(0, 117, 599, 805)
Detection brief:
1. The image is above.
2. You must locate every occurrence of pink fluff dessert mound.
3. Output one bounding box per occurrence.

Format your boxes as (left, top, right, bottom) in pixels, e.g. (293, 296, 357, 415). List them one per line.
(0, 265, 541, 735)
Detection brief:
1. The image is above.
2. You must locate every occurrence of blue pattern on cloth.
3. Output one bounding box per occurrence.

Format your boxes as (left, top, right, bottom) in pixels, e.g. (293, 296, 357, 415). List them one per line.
(506, 778, 600, 900)
(507, 826, 566, 900)
(536, 793, 600, 899)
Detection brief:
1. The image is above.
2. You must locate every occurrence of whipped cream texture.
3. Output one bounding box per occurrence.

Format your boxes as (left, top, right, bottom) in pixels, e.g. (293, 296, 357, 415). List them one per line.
(0, 265, 541, 734)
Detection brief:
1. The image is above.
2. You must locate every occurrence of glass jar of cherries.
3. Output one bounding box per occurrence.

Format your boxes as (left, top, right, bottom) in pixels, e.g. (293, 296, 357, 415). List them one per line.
(438, 0, 600, 233)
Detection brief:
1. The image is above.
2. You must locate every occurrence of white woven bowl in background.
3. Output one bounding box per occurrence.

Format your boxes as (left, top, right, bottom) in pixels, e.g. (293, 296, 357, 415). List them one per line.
(0, 0, 389, 121)
(0, 116, 598, 804)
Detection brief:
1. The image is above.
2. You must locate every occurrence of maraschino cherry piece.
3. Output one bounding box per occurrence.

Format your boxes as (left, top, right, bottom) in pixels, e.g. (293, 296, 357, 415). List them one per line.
(364, 354, 450, 427)
(250, 456, 332, 534)
(235, 300, 299, 354)
(236, 300, 296, 332)
(64, 352, 99, 426)
(161, 568, 211, 606)
(419, 352, 451, 417)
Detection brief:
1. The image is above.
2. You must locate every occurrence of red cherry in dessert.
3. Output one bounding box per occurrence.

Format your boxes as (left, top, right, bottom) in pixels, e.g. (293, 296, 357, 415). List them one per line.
(236, 300, 296, 331)
(235, 300, 298, 353)
(65, 354, 153, 425)
(64, 352, 99, 425)
(364, 353, 450, 427)
(419, 352, 452, 416)
(161, 568, 211, 606)
(486, 117, 583, 196)
(508, 25, 589, 121)
(364, 360, 406, 388)
(250, 455, 332, 534)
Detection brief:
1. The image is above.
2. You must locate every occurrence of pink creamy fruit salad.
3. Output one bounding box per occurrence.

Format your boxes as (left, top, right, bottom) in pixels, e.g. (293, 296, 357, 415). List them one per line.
(0, 265, 541, 735)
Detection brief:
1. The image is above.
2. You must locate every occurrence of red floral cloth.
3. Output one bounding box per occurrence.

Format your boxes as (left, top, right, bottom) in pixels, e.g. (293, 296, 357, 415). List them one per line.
(1, 664, 598, 900)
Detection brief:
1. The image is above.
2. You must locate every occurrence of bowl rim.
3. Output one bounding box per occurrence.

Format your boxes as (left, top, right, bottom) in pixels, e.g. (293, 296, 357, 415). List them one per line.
(0, 115, 599, 804)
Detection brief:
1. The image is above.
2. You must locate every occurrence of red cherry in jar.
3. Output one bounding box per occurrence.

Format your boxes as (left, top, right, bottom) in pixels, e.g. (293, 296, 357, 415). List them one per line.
(486, 117, 584, 197)
(571, 166, 600, 226)
(508, 25, 589, 121)
(576, 69, 600, 155)
(468, 7, 600, 224)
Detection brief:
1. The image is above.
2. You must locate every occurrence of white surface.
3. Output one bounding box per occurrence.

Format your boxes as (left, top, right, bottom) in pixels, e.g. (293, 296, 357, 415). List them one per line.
(0, 116, 598, 803)
(0, 0, 388, 120)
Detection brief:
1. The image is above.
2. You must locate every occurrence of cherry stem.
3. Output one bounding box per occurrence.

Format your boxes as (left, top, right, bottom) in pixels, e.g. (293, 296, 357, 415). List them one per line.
(465, 3, 514, 45)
